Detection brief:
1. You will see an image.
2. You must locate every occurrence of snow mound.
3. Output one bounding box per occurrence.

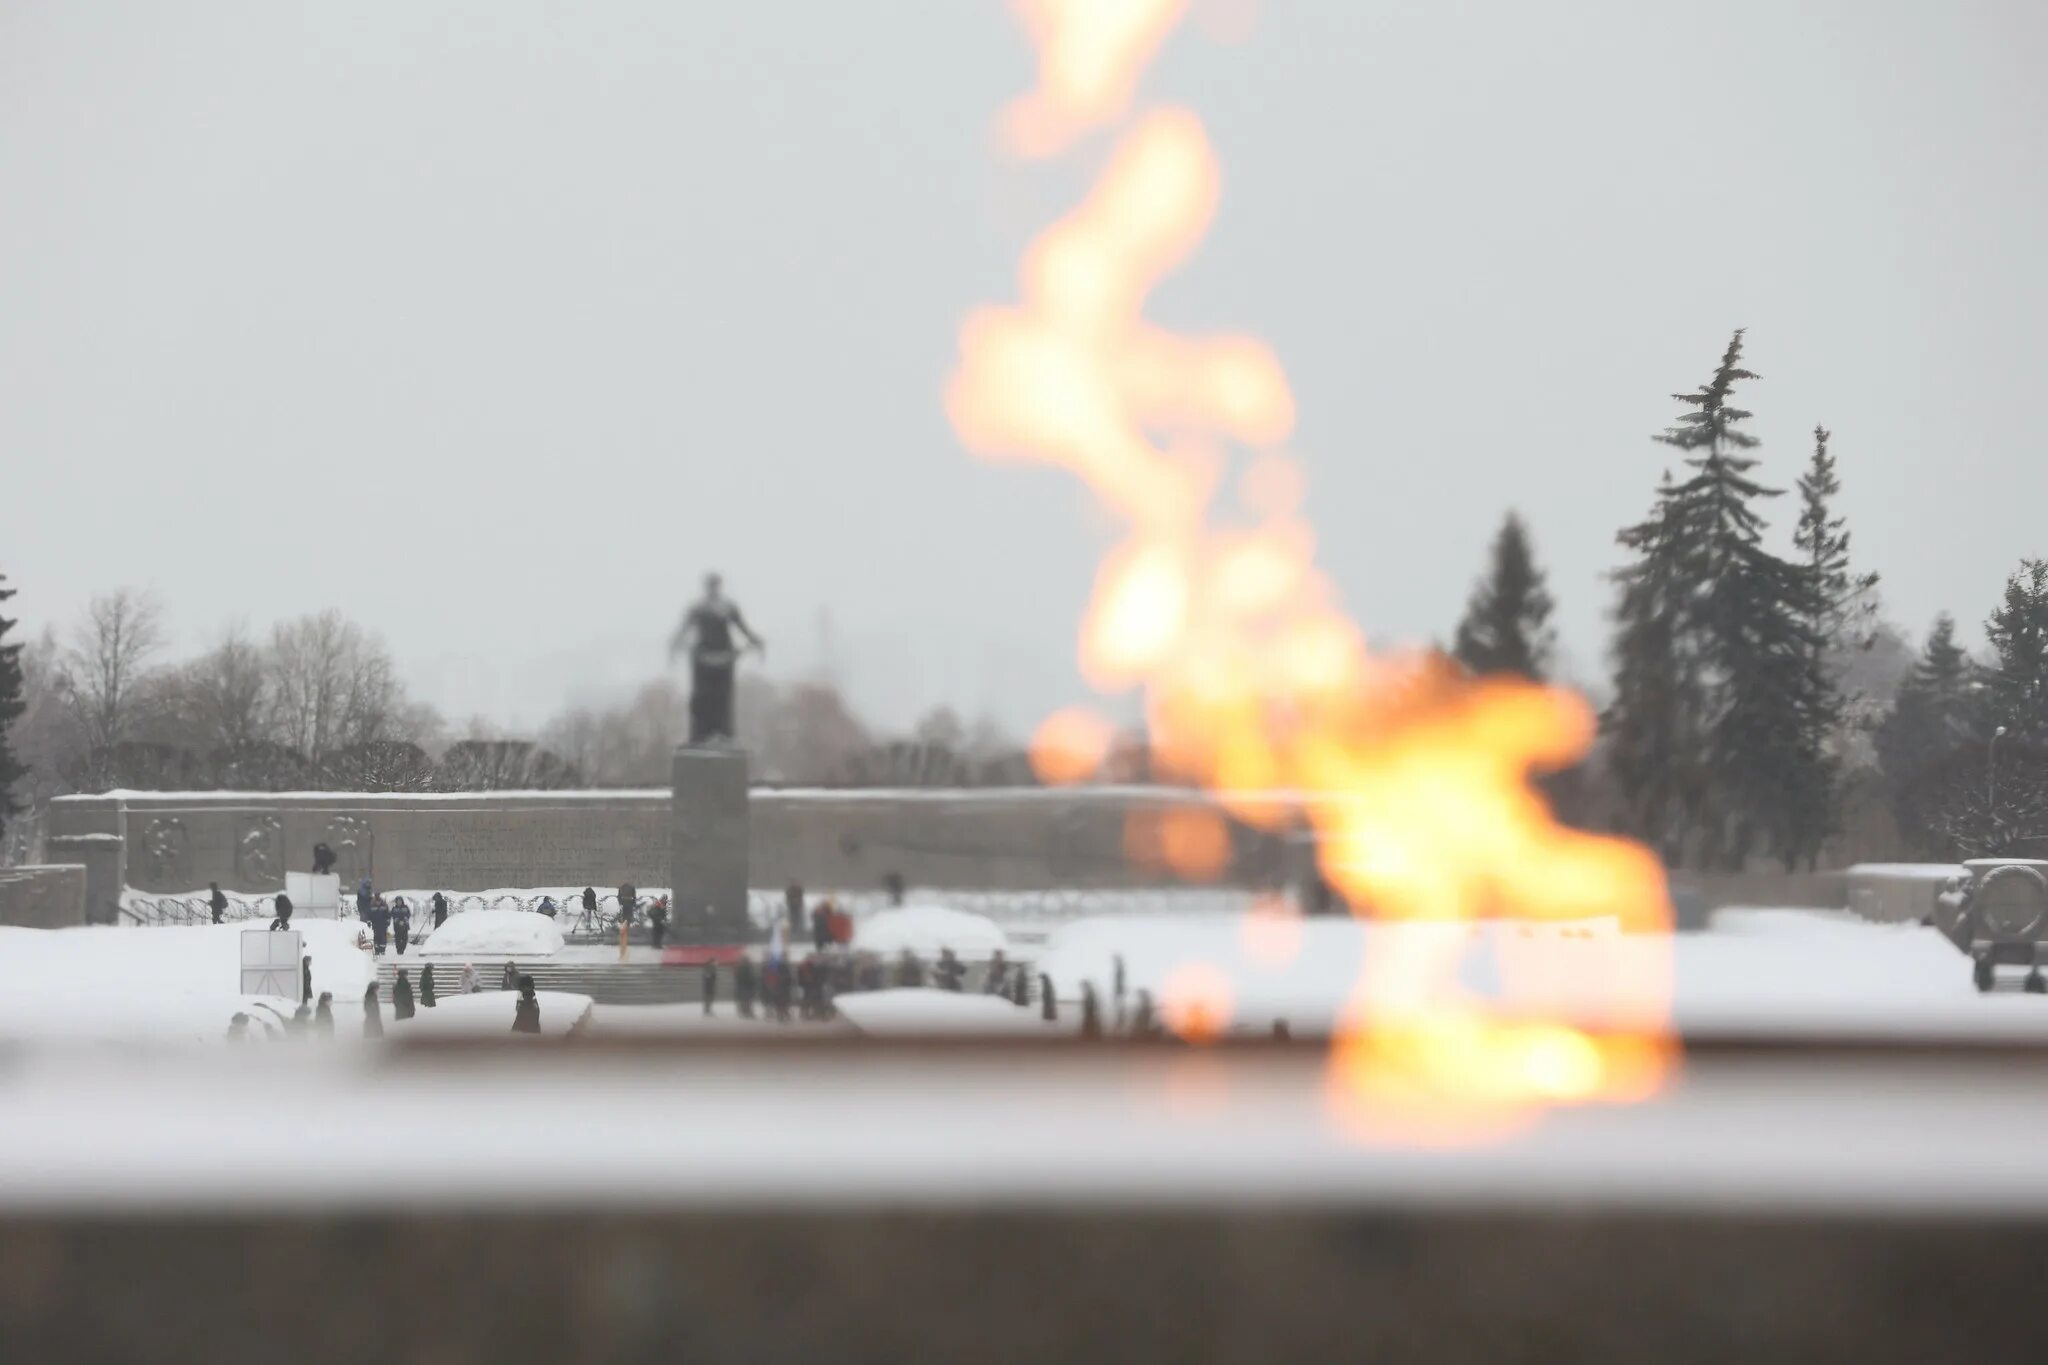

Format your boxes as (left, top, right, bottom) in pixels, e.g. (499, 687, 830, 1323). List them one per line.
(835, 989, 1060, 1037)
(419, 910, 565, 959)
(589, 1003, 851, 1036)
(392, 991, 592, 1038)
(853, 907, 1008, 959)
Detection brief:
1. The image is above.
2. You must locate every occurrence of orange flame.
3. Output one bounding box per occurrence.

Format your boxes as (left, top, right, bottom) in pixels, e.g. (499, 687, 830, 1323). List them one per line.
(1159, 961, 1235, 1043)
(954, 4, 1673, 1135)
(1030, 706, 1116, 785)
(1002, 0, 1192, 158)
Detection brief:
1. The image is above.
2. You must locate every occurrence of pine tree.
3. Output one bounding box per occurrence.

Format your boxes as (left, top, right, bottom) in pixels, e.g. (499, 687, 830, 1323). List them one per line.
(1605, 472, 1709, 864)
(1664, 331, 1817, 866)
(1778, 425, 1881, 866)
(1793, 426, 1879, 652)
(1877, 613, 1985, 852)
(1452, 512, 1556, 681)
(1984, 559, 2048, 744)
(0, 573, 27, 845)
(1606, 331, 1822, 868)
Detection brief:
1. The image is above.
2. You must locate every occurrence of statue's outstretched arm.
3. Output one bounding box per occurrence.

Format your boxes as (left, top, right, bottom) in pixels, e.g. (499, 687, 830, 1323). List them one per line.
(732, 607, 765, 654)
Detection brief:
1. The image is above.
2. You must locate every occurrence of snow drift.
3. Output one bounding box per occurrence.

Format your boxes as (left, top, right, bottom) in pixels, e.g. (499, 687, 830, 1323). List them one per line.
(835, 988, 1063, 1037)
(419, 910, 565, 959)
(852, 906, 1009, 959)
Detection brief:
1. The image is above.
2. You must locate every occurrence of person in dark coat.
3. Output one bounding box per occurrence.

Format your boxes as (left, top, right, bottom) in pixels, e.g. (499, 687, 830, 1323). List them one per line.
(355, 878, 373, 919)
(796, 956, 820, 1020)
(393, 969, 416, 1021)
(701, 957, 718, 1016)
(934, 948, 966, 993)
(502, 962, 520, 991)
(733, 955, 757, 1018)
(784, 883, 804, 936)
(1039, 974, 1057, 1022)
(363, 984, 384, 1039)
(581, 886, 598, 921)
(649, 897, 670, 952)
(1113, 954, 1127, 1027)
(858, 955, 884, 994)
(983, 949, 1009, 997)
(511, 976, 541, 1034)
(269, 892, 293, 932)
(1131, 990, 1156, 1039)
(391, 897, 412, 955)
(301, 955, 313, 1004)
(431, 891, 448, 929)
(312, 842, 336, 875)
(226, 1012, 251, 1042)
(617, 884, 637, 925)
(208, 882, 228, 925)
(805, 957, 826, 1019)
(420, 962, 438, 1008)
(883, 871, 906, 907)
(893, 950, 926, 989)
(1010, 969, 1030, 1008)
(314, 991, 335, 1036)
(810, 902, 832, 954)
(770, 962, 793, 1023)
(366, 896, 390, 956)
(1080, 982, 1102, 1040)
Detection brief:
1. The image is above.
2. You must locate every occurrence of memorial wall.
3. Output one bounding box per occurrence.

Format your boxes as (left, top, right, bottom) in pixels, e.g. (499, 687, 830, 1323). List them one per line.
(47, 783, 1292, 897)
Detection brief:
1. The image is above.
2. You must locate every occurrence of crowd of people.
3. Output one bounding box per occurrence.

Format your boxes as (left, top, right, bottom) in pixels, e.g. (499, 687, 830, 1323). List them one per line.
(223, 870, 1114, 1039)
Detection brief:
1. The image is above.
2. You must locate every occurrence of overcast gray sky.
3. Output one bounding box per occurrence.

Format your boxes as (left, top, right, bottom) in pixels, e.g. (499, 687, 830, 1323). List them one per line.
(5, 0, 2044, 737)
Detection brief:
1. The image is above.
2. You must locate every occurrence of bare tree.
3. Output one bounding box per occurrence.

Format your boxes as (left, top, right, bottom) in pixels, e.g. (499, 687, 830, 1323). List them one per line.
(267, 610, 415, 759)
(188, 623, 272, 754)
(64, 589, 165, 780)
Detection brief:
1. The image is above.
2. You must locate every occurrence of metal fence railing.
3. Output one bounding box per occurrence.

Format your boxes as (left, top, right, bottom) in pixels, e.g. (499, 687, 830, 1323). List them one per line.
(119, 884, 1263, 939)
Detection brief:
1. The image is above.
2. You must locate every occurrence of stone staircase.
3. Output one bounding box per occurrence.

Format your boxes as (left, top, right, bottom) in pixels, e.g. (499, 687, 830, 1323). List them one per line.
(372, 958, 707, 1006)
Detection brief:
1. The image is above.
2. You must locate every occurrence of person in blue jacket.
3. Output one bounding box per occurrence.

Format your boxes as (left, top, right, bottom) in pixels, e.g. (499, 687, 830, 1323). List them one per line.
(366, 895, 391, 956)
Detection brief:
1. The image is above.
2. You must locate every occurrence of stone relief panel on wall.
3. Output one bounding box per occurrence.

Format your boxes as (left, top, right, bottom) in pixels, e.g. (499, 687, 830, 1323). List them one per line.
(234, 815, 285, 888)
(322, 815, 374, 889)
(138, 817, 190, 890)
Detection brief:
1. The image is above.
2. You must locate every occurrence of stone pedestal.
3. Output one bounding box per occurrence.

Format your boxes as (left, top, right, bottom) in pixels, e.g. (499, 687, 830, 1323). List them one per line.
(0, 864, 88, 928)
(672, 746, 749, 938)
(47, 832, 126, 925)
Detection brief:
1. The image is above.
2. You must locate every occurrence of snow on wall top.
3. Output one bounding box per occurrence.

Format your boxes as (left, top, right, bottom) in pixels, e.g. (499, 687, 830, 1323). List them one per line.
(59, 784, 1304, 806)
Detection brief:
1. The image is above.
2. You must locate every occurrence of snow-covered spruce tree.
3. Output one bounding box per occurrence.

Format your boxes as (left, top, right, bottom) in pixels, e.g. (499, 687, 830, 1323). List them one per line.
(1983, 559, 2048, 745)
(1607, 331, 1822, 868)
(1605, 471, 1709, 865)
(1453, 512, 1556, 681)
(1878, 614, 1987, 853)
(1779, 425, 1881, 866)
(0, 572, 27, 849)
(1658, 332, 1824, 868)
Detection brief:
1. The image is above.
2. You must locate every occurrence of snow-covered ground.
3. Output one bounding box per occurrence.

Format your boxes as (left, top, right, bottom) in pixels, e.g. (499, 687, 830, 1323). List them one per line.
(390, 990, 593, 1038)
(2, 904, 2039, 1047)
(1029, 907, 2043, 1042)
(0, 920, 375, 1044)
